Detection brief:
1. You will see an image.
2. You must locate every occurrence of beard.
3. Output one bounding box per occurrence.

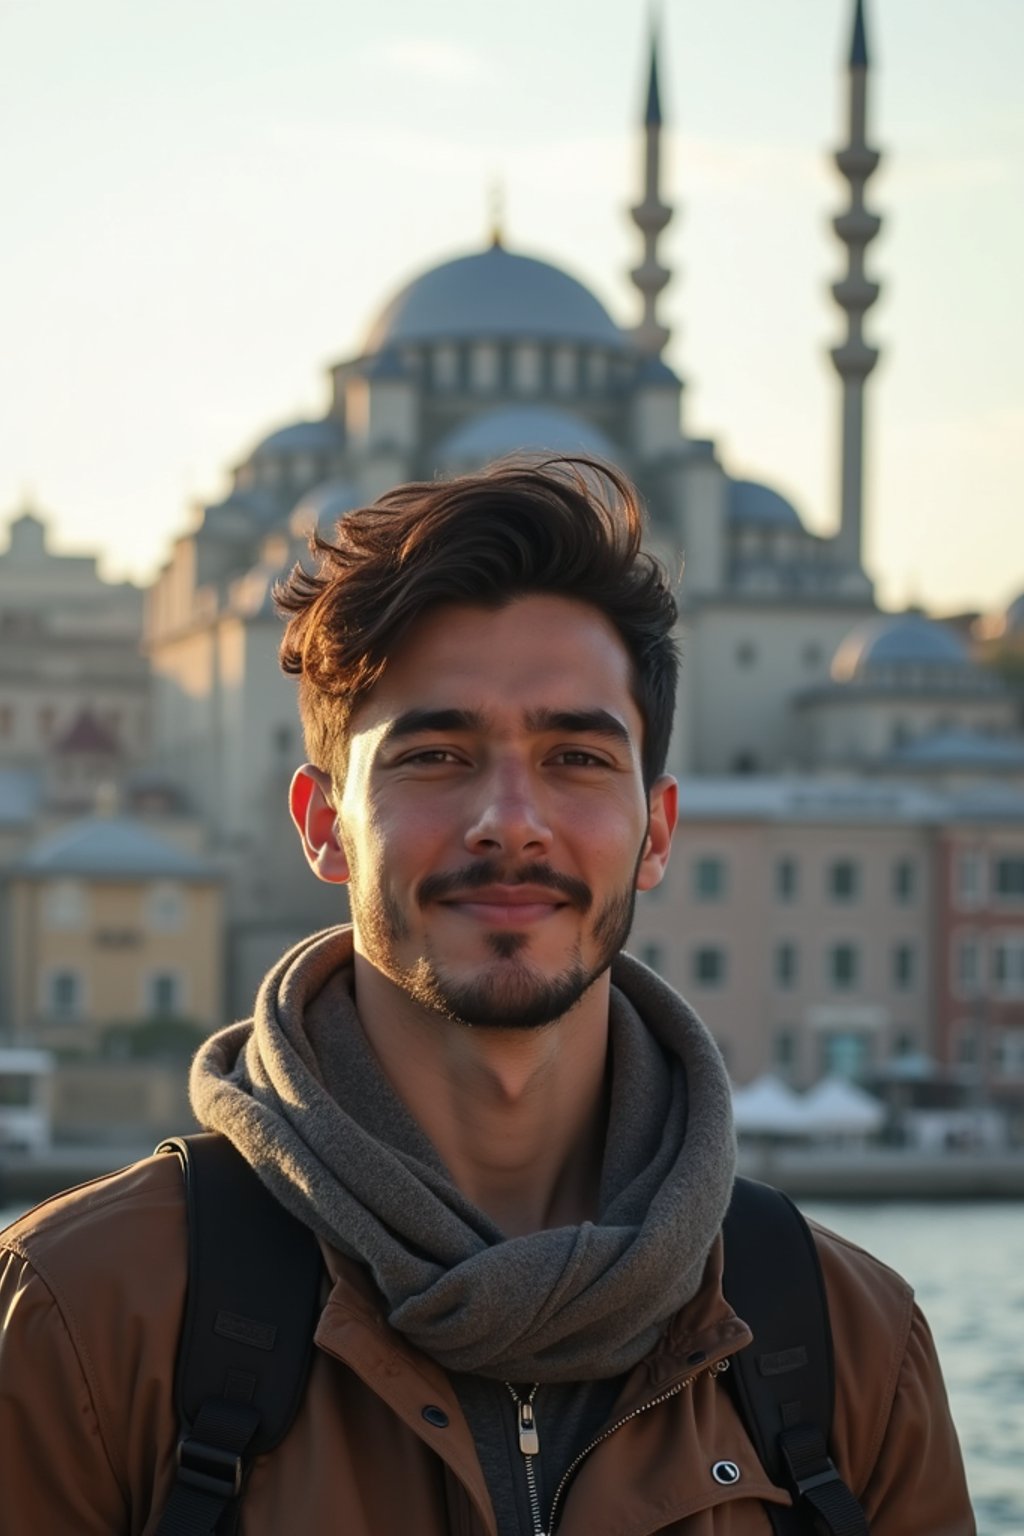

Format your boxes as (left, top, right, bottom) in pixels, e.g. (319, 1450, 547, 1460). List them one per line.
(347, 850, 642, 1031)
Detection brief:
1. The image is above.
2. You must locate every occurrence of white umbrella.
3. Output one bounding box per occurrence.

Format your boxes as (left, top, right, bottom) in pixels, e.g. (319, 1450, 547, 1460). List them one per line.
(800, 1075, 885, 1137)
(731, 1073, 809, 1137)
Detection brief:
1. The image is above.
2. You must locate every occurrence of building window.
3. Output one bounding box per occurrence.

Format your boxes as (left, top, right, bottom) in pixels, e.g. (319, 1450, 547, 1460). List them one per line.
(47, 970, 83, 1020)
(638, 942, 665, 975)
(992, 1029, 1024, 1078)
(775, 857, 798, 902)
(735, 641, 757, 669)
(828, 860, 859, 902)
(773, 1030, 798, 1076)
(955, 937, 982, 997)
(821, 1031, 869, 1080)
(43, 880, 87, 932)
(955, 1025, 979, 1068)
(892, 943, 916, 991)
(692, 946, 727, 987)
(956, 851, 984, 909)
(775, 942, 798, 990)
(892, 859, 916, 904)
(993, 857, 1024, 901)
(828, 943, 859, 991)
(146, 882, 185, 934)
(693, 857, 726, 901)
(892, 1031, 917, 1060)
(146, 972, 183, 1018)
(992, 938, 1024, 997)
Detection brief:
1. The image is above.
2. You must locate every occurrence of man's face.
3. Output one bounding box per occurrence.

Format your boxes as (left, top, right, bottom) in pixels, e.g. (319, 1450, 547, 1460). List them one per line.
(298, 594, 676, 1030)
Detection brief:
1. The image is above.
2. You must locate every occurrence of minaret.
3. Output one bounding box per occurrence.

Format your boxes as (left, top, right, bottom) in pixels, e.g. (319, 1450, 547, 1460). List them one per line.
(830, 0, 882, 573)
(630, 23, 673, 357)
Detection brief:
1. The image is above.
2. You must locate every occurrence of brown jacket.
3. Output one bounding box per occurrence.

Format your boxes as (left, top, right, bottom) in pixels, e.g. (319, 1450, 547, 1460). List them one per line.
(0, 1153, 974, 1535)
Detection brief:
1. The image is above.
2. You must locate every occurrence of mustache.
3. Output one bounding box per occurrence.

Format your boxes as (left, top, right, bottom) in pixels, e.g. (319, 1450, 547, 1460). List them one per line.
(419, 860, 593, 912)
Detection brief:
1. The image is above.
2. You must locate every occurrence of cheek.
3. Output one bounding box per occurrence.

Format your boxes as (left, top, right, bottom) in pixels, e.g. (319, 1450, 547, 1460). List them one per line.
(561, 803, 649, 881)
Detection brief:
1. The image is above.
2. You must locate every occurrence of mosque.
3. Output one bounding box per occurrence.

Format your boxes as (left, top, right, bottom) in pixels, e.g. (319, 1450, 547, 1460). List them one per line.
(134, 1, 1024, 1077)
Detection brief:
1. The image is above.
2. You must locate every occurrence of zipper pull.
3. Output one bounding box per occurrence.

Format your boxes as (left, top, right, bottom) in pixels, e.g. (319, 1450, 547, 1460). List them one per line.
(518, 1397, 540, 1457)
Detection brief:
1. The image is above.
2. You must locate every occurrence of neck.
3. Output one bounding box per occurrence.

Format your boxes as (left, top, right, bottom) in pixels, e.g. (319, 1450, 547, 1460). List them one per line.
(352, 959, 612, 1236)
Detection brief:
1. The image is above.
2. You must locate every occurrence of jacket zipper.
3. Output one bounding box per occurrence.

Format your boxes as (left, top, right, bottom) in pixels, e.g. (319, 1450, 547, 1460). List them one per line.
(505, 1383, 545, 1536)
(544, 1357, 732, 1535)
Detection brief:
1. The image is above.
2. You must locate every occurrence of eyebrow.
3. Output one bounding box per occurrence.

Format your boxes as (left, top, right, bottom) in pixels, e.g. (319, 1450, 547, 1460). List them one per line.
(381, 706, 632, 747)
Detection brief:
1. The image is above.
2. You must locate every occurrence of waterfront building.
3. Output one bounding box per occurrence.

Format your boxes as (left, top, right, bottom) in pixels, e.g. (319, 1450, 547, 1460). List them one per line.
(629, 779, 1024, 1101)
(2, 813, 223, 1052)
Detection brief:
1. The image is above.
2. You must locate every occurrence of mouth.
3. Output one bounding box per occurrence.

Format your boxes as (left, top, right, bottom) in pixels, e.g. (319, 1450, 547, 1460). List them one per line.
(439, 886, 571, 926)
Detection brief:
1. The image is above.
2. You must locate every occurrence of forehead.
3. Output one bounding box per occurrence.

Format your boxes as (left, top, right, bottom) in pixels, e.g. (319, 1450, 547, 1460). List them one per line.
(354, 594, 641, 732)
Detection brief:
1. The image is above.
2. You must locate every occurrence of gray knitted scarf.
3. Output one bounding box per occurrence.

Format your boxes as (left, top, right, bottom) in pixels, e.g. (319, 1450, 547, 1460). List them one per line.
(190, 926, 736, 1383)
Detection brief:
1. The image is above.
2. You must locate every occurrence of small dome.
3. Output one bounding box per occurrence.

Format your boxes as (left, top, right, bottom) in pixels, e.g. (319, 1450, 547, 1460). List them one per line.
(728, 480, 805, 532)
(365, 245, 624, 352)
(289, 479, 363, 540)
(434, 406, 616, 466)
(832, 613, 971, 683)
(202, 488, 279, 536)
(19, 816, 214, 879)
(248, 419, 345, 460)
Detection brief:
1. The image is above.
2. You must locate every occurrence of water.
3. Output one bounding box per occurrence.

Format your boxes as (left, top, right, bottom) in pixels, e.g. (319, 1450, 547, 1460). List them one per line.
(803, 1201, 1024, 1536)
(3, 1196, 1021, 1531)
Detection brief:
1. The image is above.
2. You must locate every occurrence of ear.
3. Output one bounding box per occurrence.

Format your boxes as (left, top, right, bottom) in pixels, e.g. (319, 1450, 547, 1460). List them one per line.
(635, 775, 678, 893)
(289, 765, 350, 884)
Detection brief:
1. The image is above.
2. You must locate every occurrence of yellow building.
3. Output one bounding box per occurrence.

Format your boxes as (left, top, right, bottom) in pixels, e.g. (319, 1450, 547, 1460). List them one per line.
(5, 814, 223, 1052)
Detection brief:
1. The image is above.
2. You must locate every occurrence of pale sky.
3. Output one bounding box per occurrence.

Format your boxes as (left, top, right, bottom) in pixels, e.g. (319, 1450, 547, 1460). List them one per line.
(0, 0, 1021, 617)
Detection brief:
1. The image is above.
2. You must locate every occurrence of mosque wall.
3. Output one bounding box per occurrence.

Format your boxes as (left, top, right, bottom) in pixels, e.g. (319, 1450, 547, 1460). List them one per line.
(683, 605, 873, 775)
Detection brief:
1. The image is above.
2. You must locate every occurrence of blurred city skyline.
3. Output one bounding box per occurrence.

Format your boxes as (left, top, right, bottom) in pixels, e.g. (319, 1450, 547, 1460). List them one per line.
(0, 0, 1021, 615)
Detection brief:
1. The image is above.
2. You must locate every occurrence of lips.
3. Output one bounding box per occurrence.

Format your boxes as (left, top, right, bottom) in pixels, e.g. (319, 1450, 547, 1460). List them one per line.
(440, 885, 569, 923)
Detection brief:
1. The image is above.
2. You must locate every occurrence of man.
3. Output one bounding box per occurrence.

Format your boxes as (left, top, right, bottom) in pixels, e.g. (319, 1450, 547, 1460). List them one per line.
(0, 458, 972, 1533)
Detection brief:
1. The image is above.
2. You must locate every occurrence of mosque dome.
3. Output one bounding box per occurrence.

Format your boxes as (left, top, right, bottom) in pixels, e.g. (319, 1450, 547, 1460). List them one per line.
(289, 478, 364, 540)
(364, 245, 625, 353)
(435, 406, 616, 467)
(831, 613, 972, 683)
(727, 480, 805, 532)
(247, 419, 346, 461)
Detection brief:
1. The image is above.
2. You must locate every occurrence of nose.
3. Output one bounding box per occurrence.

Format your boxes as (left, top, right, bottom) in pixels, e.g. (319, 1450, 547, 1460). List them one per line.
(464, 762, 553, 858)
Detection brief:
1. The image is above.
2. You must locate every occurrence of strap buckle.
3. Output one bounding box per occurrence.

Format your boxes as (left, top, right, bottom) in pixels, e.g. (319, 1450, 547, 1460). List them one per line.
(794, 1459, 843, 1496)
(176, 1435, 244, 1498)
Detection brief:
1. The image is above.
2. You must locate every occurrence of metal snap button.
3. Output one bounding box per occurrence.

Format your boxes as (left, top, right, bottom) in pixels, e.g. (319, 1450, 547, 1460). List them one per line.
(712, 1460, 741, 1485)
(422, 1404, 450, 1428)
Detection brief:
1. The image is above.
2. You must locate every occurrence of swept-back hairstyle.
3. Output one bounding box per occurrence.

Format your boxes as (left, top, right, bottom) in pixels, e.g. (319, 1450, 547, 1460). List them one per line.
(276, 456, 680, 788)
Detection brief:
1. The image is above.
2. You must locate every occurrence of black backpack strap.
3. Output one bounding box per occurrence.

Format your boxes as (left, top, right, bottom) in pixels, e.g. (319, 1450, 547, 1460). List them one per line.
(154, 1132, 324, 1536)
(722, 1177, 870, 1536)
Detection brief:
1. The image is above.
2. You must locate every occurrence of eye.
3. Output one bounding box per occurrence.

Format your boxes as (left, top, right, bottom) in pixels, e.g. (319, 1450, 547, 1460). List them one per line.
(550, 748, 608, 768)
(400, 748, 464, 766)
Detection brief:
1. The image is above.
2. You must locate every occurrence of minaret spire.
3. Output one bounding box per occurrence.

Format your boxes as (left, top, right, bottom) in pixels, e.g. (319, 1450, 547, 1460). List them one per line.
(830, 0, 882, 573)
(629, 16, 673, 358)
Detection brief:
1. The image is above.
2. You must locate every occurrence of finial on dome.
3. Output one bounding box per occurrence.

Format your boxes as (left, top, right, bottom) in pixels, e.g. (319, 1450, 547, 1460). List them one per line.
(488, 178, 505, 248)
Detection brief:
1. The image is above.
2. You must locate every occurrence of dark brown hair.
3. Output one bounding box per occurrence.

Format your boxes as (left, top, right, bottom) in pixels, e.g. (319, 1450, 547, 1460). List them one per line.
(276, 456, 679, 788)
